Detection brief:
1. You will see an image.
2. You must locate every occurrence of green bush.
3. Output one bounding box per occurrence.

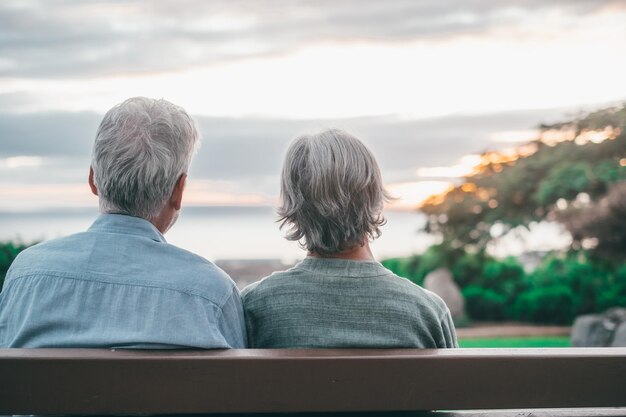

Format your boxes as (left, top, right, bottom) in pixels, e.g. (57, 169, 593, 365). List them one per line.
(596, 286, 626, 311)
(529, 253, 615, 316)
(0, 241, 33, 291)
(513, 285, 576, 324)
(595, 264, 626, 311)
(383, 246, 625, 325)
(451, 251, 485, 288)
(463, 285, 507, 320)
(480, 257, 525, 298)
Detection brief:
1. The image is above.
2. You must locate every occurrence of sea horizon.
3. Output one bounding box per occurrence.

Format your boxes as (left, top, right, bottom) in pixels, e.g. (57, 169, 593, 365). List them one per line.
(0, 205, 438, 264)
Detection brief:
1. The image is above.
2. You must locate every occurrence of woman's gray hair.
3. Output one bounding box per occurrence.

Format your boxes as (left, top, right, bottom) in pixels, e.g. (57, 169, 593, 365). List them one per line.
(278, 129, 392, 255)
(91, 97, 199, 220)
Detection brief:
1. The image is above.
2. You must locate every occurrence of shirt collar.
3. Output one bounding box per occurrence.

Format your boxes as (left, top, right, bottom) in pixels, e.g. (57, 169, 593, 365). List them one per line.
(296, 256, 391, 278)
(88, 213, 167, 243)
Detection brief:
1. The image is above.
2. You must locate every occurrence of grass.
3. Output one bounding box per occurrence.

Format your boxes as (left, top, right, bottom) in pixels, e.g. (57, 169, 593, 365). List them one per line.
(458, 336, 571, 348)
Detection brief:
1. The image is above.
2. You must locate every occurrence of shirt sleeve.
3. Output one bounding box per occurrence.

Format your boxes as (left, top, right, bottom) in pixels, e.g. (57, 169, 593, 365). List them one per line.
(217, 288, 248, 348)
(240, 281, 260, 348)
(441, 308, 459, 348)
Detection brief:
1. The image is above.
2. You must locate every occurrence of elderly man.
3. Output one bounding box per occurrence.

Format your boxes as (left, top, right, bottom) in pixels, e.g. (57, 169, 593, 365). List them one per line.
(0, 97, 246, 349)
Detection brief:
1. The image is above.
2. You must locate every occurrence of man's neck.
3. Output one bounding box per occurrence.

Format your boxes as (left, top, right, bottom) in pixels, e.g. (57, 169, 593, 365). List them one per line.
(150, 208, 178, 235)
(309, 241, 375, 261)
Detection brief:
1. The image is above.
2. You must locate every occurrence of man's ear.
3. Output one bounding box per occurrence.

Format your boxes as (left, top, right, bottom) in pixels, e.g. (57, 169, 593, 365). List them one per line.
(170, 173, 187, 211)
(88, 166, 98, 196)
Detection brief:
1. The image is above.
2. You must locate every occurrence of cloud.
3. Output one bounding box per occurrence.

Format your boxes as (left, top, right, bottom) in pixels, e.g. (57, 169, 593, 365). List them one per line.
(0, 111, 99, 156)
(0, 155, 43, 168)
(163, 109, 562, 197)
(0, 183, 96, 211)
(0, 105, 582, 196)
(0, 102, 619, 209)
(0, 0, 621, 78)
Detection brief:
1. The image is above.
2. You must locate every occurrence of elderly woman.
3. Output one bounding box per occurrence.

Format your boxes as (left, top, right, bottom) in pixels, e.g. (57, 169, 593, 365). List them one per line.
(242, 129, 457, 348)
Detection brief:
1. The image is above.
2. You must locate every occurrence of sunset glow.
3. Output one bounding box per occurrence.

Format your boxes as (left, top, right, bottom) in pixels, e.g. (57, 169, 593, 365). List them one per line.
(417, 155, 482, 179)
(386, 181, 454, 210)
(1, 1, 626, 211)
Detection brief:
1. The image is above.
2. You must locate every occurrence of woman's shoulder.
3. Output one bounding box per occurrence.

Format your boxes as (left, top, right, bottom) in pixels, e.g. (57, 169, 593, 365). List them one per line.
(380, 272, 450, 315)
(241, 265, 305, 301)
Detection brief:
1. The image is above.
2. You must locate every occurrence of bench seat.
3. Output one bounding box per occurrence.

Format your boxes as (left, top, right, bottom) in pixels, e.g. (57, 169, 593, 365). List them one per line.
(1, 348, 625, 415)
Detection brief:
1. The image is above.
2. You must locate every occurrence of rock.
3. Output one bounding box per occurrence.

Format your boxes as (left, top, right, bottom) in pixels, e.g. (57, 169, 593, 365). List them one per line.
(611, 321, 626, 347)
(423, 268, 465, 320)
(571, 314, 608, 347)
(571, 307, 626, 347)
(605, 307, 626, 324)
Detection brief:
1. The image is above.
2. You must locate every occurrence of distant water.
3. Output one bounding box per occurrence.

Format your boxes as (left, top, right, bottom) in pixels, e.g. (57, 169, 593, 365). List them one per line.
(0, 206, 436, 263)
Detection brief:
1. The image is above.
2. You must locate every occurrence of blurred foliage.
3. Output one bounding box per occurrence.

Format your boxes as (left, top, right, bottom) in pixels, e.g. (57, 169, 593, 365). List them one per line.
(463, 285, 507, 321)
(558, 181, 626, 259)
(419, 104, 626, 260)
(0, 241, 33, 291)
(407, 105, 626, 323)
(595, 266, 626, 312)
(384, 246, 626, 325)
(512, 285, 575, 325)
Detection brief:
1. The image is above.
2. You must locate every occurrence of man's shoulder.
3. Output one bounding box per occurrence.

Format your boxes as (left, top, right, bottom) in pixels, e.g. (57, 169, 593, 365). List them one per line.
(162, 244, 237, 291)
(18, 232, 88, 252)
(6, 231, 237, 304)
(103, 238, 239, 304)
(7, 233, 90, 271)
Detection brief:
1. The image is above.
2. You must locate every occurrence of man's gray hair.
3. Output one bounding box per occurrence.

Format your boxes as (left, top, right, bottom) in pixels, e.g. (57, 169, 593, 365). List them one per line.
(92, 97, 199, 220)
(278, 129, 392, 255)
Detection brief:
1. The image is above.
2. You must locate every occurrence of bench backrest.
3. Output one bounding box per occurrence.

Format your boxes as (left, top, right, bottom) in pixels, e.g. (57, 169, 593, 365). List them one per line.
(1, 348, 625, 415)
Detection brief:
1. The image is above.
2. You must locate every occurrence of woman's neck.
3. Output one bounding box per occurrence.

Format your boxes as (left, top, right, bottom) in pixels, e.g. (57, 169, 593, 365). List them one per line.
(308, 241, 375, 261)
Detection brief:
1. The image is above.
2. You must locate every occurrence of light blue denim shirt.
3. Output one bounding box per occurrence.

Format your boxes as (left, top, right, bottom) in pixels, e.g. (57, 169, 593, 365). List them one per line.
(0, 214, 247, 349)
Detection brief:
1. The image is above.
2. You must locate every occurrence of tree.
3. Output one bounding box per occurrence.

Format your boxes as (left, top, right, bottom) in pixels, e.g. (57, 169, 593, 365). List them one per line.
(559, 182, 626, 259)
(420, 104, 626, 261)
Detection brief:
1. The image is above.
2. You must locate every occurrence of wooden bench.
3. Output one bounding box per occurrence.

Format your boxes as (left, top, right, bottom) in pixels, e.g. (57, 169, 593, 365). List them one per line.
(1, 348, 625, 416)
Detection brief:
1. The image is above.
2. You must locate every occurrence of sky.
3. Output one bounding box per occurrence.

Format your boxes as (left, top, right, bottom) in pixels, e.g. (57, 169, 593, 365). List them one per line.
(1, 0, 626, 211)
